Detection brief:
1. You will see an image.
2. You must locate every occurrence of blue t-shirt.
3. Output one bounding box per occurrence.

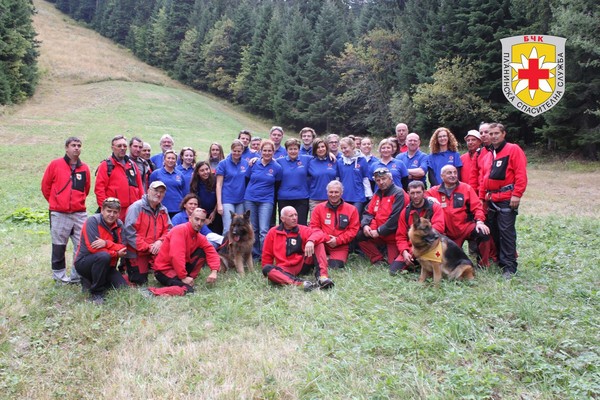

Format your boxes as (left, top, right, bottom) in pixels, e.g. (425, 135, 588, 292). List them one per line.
(244, 159, 283, 203)
(149, 168, 185, 213)
(396, 150, 429, 185)
(278, 155, 311, 200)
(273, 146, 287, 160)
(370, 158, 408, 188)
(216, 155, 249, 204)
(195, 180, 217, 214)
(337, 156, 370, 203)
(427, 150, 463, 186)
(308, 157, 339, 201)
(176, 164, 194, 195)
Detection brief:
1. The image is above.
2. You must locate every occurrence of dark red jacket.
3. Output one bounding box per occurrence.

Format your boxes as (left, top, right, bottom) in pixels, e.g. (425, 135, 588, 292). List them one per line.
(94, 154, 143, 211)
(460, 149, 480, 193)
(309, 200, 359, 246)
(262, 224, 327, 274)
(480, 141, 528, 202)
(361, 184, 408, 239)
(41, 155, 90, 213)
(153, 222, 220, 280)
(396, 200, 445, 254)
(426, 182, 484, 241)
(123, 195, 171, 256)
(75, 214, 125, 267)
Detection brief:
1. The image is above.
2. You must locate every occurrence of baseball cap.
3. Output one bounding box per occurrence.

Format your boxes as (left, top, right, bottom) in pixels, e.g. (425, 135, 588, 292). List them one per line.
(149, 181, 167, 190)
(464, 130, 481, 140)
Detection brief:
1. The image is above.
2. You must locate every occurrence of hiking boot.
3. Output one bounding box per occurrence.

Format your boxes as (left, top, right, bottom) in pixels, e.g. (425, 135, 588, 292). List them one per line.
(502, 270, 515, 280)
(90, 294, 105, 305)
(318, 277, 334, 290)
(302, 281, 319, 292)
(52, 269, 71, 284)
(389, 261, 407, 276)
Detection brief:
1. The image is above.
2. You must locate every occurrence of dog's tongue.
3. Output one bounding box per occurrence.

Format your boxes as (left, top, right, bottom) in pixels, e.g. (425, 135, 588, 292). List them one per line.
(233, 235, 240, 242)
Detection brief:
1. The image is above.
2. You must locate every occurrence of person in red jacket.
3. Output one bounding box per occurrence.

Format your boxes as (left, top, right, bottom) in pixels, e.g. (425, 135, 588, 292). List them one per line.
(123, 181, 172, 285)
(153, 208, 219, 290)
(41, 136, 91, 284)
(74, 198, 128, 304)
(262, 206, 334, 291)
(309, 181, 360, 269)
(391, 181, 446, 275)
(426, 165, 491, 267)
(480, 123, 528, 279)
(357, 167, 408, 268)
(460, 130, 483, 192)
(94, 135, 144, 221)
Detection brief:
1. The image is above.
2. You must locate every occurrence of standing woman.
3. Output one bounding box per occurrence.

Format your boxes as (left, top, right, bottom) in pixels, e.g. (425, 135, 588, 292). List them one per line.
(277, 138, 311, 225)
(149, 149, 185, 218)
(308, 138, 339, 211)
(208, 142, 225, 173)
(216, 140, 248, 235)
(337, 137, 372, 217)
(244, 140, 283, 258)
(177, 147, 196, 195)
(428, 127, 463, 186)
(370, 138, 409, 191)
(190, 161, 223, 234)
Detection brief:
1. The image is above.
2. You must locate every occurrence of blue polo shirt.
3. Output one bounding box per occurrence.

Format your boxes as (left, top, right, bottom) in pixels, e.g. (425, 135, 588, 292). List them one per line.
(364, 155, 380, 171)
(176, 164, 194, 195)
(150, 153, 164, 169)
(149, 167, 185, 213)
(337, 156, 370, 203)
(427, 150, 462, 186)
(215, 155, 248, 204)
(396, 150, 429, 185)
(300, 146, 313, 156)
(369, 158, 408, 188)
(273, 146, 287, 159)
(244, 159, 283, 203)
(278, 155, 311, 200)
(195, 180, 217, 214)
(241, 147, 258, 163)
(308, 157, 339, 201)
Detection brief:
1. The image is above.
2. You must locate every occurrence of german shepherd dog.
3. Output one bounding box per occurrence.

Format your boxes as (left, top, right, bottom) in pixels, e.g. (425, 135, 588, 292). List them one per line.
(408, 212, 474, 285)
(219, 210, 255, 276)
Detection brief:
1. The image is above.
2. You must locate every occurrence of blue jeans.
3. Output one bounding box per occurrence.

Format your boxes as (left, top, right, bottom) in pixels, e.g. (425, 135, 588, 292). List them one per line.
(222, 203, 245, 235)
(244, 201, 274, 258)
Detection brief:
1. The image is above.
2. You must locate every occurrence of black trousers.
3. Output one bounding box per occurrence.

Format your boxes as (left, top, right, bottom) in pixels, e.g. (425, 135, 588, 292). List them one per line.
(488, 200, 518, 273)
(75, 252, 127, 295)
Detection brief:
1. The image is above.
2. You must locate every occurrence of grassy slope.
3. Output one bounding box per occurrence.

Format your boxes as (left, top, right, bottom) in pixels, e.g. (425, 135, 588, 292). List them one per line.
(0, 1, 599, 399)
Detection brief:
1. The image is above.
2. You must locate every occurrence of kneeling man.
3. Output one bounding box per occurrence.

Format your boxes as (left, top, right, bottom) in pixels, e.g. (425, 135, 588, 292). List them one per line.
(153, 208, 219, 291)
(262, 206, 334, 291)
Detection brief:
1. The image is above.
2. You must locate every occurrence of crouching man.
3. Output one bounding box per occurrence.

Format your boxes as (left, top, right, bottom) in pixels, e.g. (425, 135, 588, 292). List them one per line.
(74, 198, 128, 304)
(262, 206, 334, 291)
(152, 208, 219, 292)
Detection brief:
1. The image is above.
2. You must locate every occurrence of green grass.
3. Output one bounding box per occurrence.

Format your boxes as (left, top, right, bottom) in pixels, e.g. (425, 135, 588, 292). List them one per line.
(0, 80, 598, 399)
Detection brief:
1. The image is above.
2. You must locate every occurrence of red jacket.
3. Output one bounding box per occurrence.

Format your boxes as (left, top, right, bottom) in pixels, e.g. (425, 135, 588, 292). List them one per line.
(361, 184, 408, 239)
(480, 141, 528, 202)
(153, 222, 220, 280)
(123, 195, 171, 256)
(262, 224, 327, 274)
(396, 200, 445, 253)
(94, 154, 144, 210)
(41, 155, 90, 213)
(426, 182, 484, 241)
(309, 200, 359, 246)
(75, 214, 125, 267)
(460, 149, 480, 193)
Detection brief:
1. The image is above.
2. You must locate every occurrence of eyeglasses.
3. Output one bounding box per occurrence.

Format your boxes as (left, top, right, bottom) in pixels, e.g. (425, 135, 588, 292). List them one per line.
(181, 147, 194, 151)
(103, 197, 121, 207)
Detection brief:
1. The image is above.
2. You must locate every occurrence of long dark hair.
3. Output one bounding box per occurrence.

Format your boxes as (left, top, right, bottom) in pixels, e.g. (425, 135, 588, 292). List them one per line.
(190, 161, 216, 193)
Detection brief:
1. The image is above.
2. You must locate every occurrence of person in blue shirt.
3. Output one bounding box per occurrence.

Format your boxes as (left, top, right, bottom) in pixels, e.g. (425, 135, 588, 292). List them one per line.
(337, 137, 372, 217)
(370, 138, 409, 191)
(171, 194, 223, 249)
(278, 138, 312, 225)
(149, 150, 185, 218)
(396, 132, 428, 187)
(308, 138, 339, 211)
(176, 147, 196, 196)
(299, 127, 316, 156)
(190, 161, 222, 234)
(244, 139, 283, 258)
(269, 126, 287, 159)
(326, 134, 342, 159)
(208, 142, 225, 173)
(428, 127, 463, 186)
(150, 134, 175, 169)
(238, 129, 258, 162)
(216, 140, 249, 235)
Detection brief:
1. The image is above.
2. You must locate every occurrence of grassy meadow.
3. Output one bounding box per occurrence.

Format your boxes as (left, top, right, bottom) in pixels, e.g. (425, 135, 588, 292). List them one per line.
(0, 1, 599, 399)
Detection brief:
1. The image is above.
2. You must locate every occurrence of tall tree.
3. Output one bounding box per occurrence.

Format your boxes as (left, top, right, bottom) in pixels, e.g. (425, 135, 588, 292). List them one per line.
(201, 16, 238, 96)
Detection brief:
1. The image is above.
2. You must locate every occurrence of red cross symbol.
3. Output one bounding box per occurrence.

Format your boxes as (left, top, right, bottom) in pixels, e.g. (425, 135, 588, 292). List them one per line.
(518, 58, 549, 90)
(435, 251, 441, 257)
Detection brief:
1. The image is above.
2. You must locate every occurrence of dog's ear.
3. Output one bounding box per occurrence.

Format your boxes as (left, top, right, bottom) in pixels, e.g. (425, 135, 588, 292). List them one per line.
(230, 210, 236, 218)
(412, 211, 420, 226)
(425, 207, 433, 221)
(244, 209, 251, 220)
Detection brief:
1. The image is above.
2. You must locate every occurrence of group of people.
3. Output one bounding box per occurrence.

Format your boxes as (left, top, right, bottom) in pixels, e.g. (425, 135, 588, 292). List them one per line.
(41, 121, 527, 302)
